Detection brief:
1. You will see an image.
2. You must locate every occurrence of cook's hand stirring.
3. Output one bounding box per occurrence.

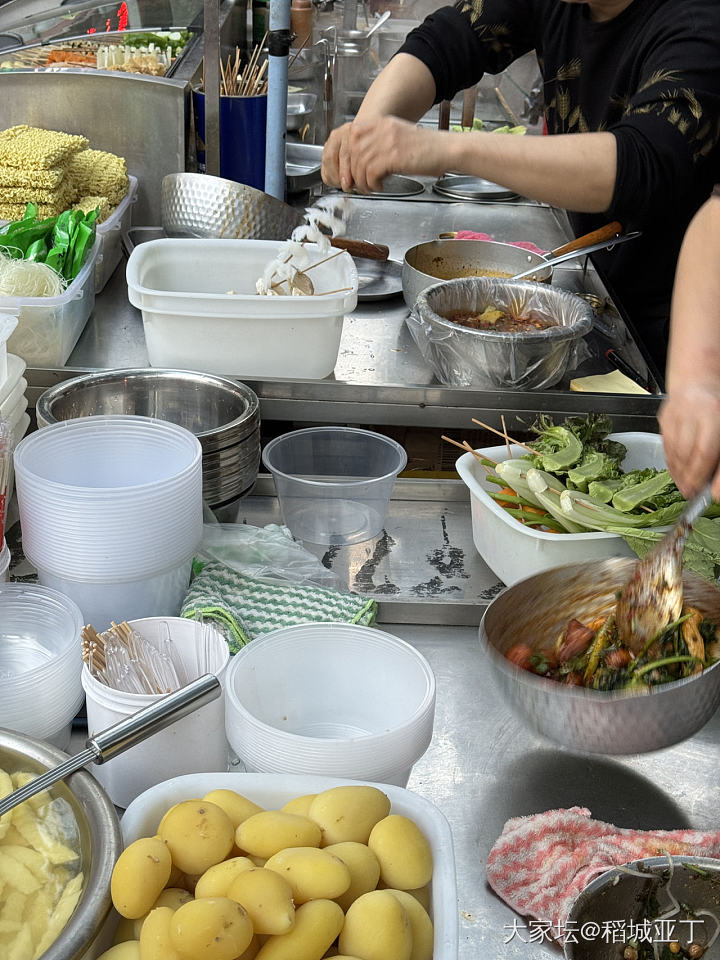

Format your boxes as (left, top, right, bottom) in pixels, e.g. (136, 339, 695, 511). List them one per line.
(658, 188, 720, 500)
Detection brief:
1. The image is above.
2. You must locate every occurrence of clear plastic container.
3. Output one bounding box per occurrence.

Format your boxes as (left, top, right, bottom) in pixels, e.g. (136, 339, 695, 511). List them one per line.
(121, 772, 458, 960)
(225, 623, 436, 786)
(83, 617, 230, 808)
(0, 582, 84, 748)
(126, 239, 359, 379)
(35, 555, 194, 631)
(455, 432, 667, 586)
(3, 237, 101, 367)
(0, 314, 18, 388)
(262, 427, 407, 545)
(95, 175, 138, 293)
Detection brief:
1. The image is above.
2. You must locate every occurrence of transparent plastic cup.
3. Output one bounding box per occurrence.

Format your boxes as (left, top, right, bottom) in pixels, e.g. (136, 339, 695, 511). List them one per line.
(225, 623, 435, 785)
(261, 427, 407, 545)
(0, 583, 84, 748)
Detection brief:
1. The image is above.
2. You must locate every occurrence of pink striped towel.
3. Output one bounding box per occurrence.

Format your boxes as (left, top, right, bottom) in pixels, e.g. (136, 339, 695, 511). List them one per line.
(453, 230, 547, 255)
(486, 807, 720, 929)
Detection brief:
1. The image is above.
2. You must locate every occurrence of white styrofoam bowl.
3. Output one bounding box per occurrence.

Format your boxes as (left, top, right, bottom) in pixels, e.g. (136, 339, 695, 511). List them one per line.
(456, 431, 667, 586)
(121, 772, 458, 960)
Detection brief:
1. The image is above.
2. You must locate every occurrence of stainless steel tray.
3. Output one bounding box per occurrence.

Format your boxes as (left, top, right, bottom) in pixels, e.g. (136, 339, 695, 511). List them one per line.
(433, 174, 518, 201)
(352, 175, 426, 199)
(355, 257, 404, 301)
(286, 142, 323, 193)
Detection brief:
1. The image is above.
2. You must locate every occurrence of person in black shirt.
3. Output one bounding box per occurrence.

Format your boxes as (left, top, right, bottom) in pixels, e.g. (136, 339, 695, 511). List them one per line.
(321, 0, 720, 373)
(658, 185, 720, 497)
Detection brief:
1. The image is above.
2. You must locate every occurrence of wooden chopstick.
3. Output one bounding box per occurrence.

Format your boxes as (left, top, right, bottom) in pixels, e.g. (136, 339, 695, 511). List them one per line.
(471, 417, 536, 455)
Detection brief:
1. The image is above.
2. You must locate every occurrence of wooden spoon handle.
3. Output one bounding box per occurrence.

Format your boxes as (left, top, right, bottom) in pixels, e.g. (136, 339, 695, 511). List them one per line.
(550, 221, 623, 258)
(330, 237, 390, 260)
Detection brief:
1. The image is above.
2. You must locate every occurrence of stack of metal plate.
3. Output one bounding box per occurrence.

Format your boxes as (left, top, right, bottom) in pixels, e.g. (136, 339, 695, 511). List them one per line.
(35, 369, 261, 508)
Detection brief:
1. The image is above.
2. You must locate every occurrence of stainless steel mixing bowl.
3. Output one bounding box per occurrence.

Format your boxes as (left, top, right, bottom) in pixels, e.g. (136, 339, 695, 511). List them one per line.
(36, 369, 261, 507)
(479, 557, 720, 754)
(0, 727, 122, 960)
(565, 856, 720, 959)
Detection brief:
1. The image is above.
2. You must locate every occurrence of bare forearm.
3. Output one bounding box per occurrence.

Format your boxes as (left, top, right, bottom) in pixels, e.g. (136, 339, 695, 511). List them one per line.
(666, 196, 720, 393)
(355, 54, 437, 124)
(448, 129, 617, 213)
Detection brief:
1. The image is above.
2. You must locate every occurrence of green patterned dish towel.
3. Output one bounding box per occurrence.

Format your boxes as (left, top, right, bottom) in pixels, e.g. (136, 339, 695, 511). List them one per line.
(181, 561, 377, 653)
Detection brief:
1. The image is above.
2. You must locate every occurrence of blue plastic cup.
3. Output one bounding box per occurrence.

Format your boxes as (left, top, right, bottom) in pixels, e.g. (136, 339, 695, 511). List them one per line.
(193, 90, 267, 190)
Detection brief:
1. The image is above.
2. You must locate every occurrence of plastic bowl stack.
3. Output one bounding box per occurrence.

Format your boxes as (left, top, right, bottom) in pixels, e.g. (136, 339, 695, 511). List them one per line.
(225, 623, 436, 786)
(14, 415, 203, 627)
(0, 583, 84, 749)
(35, 368, 261, 508)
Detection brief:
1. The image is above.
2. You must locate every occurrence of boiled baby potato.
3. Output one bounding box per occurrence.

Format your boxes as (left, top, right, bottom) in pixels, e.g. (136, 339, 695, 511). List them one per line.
(339, 889, 412, 960)
(111, 836, 172, 919)
(195, 856, 255, 898)
(236, 811, 321, 859)
(325, 842, 381, 912)
(152, 887, 194, 912)
(281, 794, 317, 817)
(386, 890, 434, 960)
(226, 867, 295, 934)
(368, 815, 432, 889)
(378, 879, 431, 912)
(239, 935, 262, 959)
(265, 846, 351, 904)
(255, 898, 344, 960)
(159, 800, 235, 874)
(203, 790, 264, 830)
(139, 906, 181, 960)
(170, 896, 254, 960)
(309, 787, 390, 846)
(98, 943, 141, 960)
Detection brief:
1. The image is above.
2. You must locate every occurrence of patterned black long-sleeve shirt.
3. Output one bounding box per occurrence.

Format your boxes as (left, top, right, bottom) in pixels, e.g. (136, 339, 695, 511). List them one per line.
(399, 0, 720, 370)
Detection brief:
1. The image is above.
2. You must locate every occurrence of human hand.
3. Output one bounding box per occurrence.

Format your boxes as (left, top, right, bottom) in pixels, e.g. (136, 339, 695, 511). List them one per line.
(321, 122, 354, 191)
(658, 386, 720, 500)
(347, 116, 448, 193)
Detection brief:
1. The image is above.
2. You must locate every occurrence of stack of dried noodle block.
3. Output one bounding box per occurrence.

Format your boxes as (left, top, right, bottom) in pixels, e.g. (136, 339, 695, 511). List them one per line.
(0, 125, 129, 223)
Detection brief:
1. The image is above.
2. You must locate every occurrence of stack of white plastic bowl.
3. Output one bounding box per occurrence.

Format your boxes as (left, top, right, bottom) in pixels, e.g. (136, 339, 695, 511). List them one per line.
(14, 415, 202, 627)
(225, 623, 436, 786)
(0, 582, 84, 750)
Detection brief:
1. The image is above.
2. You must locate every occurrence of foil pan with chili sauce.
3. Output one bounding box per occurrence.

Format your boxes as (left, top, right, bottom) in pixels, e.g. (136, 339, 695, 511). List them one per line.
(407, 276, 594, 390)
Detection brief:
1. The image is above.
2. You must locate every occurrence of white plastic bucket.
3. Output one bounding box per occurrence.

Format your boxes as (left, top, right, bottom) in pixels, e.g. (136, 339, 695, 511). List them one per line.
(82, 617, 230, 808)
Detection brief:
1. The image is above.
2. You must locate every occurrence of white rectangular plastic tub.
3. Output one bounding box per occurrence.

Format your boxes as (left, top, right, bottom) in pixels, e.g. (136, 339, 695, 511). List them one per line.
(3, 236, 101, 367)
(126, 238, 359, 379)
(121, 772, 458, 960)
(95, 174, 138, 293)
(456, 432, 667, 586)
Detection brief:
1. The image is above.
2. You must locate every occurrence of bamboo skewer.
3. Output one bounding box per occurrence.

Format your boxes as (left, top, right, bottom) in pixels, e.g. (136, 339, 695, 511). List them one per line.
(471, 417, 537, 455)
(501, 414, 512, 461)
(441, 435, 498, 467)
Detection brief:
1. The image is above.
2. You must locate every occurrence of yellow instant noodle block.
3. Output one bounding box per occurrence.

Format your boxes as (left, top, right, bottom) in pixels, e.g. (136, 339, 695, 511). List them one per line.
(0, 165, 67, 190)
(0, 125, 88, 170)
(66, 149, 128, 205)
(72, 195, 111, 222)
(0, 183, 76, 206)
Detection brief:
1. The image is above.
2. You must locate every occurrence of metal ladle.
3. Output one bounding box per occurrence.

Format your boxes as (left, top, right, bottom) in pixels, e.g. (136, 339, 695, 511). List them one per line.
(511, 230, 642, 281)
(0, 673, 220, 818)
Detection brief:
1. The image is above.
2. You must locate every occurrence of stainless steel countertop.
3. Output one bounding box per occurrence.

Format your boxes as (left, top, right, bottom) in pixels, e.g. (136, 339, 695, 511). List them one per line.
(26, 192, 663, 431)
(399, 621, 720, 959)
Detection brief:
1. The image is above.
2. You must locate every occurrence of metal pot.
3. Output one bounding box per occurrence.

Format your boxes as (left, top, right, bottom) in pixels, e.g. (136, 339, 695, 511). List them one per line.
(402, 238, 552, 308)
(479, 557, 720, 755)
(0, 727, 122, 960)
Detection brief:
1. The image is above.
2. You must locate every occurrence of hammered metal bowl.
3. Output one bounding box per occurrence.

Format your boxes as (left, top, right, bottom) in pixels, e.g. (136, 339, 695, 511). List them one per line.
(479, 557, 720, 755)
(565, 856, 720, 959)
(36, 369, 260, 507)
(161, 172, 303, 240)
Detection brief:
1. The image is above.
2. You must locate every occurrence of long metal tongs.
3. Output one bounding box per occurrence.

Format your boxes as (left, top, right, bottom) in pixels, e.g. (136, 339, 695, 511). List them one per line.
(0, 674, 220, 818)
(615, 483, 714, 651)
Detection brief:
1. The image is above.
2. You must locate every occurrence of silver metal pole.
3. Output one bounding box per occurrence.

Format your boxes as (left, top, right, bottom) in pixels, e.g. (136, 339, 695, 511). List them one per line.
(264, 0, 291, 198)
(204, 0, 221, 177)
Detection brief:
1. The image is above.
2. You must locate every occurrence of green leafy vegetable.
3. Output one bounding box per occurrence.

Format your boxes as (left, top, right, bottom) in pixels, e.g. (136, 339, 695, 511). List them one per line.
(527, 415, 584, 472)
(611, 469, 675, 513)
